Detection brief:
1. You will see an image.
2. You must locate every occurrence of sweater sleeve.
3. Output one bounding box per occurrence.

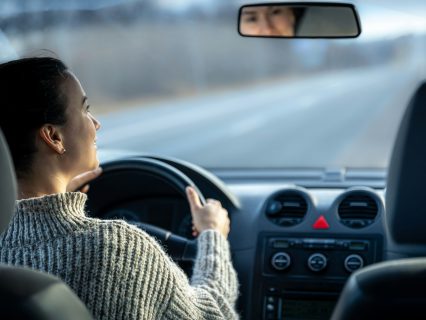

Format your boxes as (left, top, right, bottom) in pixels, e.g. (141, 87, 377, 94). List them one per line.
(163, 230, 240, 320)
(97, 222, 239, 320)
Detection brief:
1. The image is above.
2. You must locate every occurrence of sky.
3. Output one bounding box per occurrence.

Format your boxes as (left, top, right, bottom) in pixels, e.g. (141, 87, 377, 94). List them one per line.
(356, 1, 426, 40)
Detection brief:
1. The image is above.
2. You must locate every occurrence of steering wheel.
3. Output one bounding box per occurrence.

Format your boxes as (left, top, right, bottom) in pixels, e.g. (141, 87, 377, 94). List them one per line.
(86, 157, 207, 261)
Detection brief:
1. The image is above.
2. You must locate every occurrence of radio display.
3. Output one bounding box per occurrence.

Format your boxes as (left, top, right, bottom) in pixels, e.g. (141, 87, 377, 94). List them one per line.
(282, 298, 336, 320)
(272, 240, 290, 248)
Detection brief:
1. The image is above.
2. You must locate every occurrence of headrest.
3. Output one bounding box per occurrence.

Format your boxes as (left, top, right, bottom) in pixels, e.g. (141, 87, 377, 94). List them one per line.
(0, 129, 17, 234)
(331, 258, 426, 320)
(386, 82, 426, 245)
(0, 265, 93, 319)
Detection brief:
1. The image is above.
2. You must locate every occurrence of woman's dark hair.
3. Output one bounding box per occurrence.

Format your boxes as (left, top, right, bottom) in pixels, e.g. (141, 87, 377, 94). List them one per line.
(0, 57, 69, 178)
(293, 8, 306, 34)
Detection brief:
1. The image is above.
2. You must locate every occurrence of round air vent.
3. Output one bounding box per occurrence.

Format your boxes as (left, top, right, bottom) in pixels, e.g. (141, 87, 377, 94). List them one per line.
(338, 192, 379, 228)
(265, 191, 308, 227)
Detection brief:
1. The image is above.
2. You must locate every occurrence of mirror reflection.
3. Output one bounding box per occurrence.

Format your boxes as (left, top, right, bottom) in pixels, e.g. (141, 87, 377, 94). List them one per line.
(239, 4, 360, 38)
(240, 5, 304, 37)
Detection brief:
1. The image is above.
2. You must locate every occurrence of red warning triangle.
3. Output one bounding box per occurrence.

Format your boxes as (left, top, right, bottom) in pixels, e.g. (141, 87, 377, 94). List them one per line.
(313, 215, 329, 229)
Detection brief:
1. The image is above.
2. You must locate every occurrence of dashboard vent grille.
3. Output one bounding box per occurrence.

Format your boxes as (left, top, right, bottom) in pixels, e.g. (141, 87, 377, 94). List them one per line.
(338, 193, 378, 228)
(266, 192, 308, 227)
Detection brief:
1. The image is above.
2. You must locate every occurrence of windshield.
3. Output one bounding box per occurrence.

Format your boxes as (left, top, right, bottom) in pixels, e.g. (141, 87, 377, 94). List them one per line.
(1, 0, 425, 169)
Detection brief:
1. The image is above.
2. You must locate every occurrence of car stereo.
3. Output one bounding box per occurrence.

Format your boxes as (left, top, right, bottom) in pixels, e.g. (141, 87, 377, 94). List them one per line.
(252, 233, 383, 320)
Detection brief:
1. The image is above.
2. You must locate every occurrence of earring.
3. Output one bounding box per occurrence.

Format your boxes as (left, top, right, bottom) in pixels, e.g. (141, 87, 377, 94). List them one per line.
(61, 148, 66, 154)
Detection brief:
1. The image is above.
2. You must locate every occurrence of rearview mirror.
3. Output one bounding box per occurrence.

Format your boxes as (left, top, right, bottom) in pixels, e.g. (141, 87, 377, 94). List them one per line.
(238, 2, 361, 38)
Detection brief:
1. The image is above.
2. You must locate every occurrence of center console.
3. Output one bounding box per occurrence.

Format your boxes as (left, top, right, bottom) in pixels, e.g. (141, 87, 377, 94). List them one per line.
(252, 232, 383, 320)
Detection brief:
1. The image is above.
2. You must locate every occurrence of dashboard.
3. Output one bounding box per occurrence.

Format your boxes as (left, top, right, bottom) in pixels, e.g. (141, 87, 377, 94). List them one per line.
(88, 152, 388, 320)
(226, 183, 385, 320)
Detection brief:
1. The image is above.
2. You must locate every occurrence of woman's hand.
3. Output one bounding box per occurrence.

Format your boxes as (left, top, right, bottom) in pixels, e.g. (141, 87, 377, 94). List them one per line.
(186, 186, 230, 238)
(66, 167, 103, 193)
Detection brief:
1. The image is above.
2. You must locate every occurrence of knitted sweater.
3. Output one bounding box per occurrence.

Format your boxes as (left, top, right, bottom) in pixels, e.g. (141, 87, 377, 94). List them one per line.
(0, 192, 239, 319)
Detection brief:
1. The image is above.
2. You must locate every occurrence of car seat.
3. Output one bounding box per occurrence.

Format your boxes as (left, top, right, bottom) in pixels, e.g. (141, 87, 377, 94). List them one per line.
(0, 128, 93, 320)
(331, 82, 426, 320)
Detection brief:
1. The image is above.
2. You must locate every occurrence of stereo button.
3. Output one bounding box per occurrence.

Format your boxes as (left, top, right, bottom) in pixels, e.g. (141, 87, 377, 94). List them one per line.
(307, 253, 327, 272)
(271, 252, 291, 271)
(344, 254, 364, 272)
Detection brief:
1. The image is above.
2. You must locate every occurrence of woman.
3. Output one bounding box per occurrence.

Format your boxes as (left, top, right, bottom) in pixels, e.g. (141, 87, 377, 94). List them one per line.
(240, 5, 305, 37)
(0, 57, 239, 319)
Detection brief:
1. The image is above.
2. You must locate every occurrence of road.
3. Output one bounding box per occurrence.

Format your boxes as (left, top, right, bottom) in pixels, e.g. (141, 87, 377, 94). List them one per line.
(97, 64, 422, 169)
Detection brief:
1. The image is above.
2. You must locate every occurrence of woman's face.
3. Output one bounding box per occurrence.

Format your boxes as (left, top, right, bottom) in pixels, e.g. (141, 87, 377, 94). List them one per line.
(60, 72, 101, 176)
(240, 6, 296, 37)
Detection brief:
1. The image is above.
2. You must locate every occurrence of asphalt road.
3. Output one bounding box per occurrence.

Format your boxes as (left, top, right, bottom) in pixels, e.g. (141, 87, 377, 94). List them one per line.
(97, 64, 422, 169)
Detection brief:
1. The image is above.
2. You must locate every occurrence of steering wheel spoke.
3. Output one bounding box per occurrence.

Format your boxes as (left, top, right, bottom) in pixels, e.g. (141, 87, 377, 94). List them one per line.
(132, 221, 197, 261)
(87, 157, 205, 262)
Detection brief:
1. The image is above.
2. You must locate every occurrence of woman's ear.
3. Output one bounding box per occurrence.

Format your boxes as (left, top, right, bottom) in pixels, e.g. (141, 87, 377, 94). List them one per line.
(39, 125, 66, 154)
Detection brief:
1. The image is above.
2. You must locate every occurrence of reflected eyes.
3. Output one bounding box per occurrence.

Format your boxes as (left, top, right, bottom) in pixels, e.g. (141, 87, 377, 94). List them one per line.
(244, 16, 257, 23)
(85, 105, 91, 113)
(243, 9, 283, 24)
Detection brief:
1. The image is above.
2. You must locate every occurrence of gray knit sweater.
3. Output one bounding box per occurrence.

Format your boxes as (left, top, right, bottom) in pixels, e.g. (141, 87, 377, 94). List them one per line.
(0, 192, 239, 319)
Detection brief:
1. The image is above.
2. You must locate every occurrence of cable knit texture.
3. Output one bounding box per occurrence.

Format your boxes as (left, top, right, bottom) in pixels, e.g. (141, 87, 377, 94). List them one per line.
(0, 192, 239, 319)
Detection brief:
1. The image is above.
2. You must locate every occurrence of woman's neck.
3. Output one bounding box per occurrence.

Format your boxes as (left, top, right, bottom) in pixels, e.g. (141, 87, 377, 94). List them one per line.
(17, 172, 68, 200)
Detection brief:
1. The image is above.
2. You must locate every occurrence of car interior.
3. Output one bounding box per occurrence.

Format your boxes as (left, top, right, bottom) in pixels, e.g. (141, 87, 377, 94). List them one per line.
(1, 1, 426, 320)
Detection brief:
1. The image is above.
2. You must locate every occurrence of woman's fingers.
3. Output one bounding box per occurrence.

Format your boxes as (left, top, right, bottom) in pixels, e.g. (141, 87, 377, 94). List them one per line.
(186, 186, 202, 212)
(192, 225, 199, 237)
(207, 198, 221, 206)
(66, 167, 102, 192)
(80, 184, 90, 193)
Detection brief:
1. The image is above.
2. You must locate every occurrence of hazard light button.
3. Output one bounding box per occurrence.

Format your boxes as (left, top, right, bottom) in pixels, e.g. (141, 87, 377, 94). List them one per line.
(313, 215, 330, 229)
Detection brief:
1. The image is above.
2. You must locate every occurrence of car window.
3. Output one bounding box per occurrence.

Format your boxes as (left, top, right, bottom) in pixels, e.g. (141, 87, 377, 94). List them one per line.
(1, 0, 425, 169)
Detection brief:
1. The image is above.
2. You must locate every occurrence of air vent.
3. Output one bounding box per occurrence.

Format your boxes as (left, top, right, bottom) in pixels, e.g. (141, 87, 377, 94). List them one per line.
(266, 192, 308, 227)
(338, 193, 378, 228)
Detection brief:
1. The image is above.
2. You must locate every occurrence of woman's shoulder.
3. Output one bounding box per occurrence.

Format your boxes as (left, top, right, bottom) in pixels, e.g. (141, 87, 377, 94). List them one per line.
(83, 217, 166, 253)
(84, 216, 146, 235)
